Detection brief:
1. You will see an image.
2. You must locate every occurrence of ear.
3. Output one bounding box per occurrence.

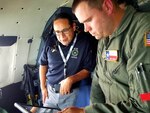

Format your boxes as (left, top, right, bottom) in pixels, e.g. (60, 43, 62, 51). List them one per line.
(102, 0, 113, 15)
(73, 22, 76, 31)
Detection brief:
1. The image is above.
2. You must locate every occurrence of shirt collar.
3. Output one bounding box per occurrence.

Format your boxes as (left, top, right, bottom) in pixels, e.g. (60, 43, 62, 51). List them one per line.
(110, 5, 137, 39)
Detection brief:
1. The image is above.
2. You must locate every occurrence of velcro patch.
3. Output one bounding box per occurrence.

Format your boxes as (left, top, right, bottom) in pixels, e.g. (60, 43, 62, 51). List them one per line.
(140, 92, 150, 101)
(144, 32, 150, 47)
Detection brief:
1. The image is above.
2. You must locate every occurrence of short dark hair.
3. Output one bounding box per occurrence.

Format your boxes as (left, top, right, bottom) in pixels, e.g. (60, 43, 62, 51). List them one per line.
(53, 12, 74, 26)
(72, 0, 138, 13)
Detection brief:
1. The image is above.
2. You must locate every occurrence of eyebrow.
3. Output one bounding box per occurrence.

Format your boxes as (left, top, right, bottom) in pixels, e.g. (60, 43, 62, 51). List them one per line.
(54, 26, 71, 31)
(82, 17, 92, 23)
(54, 26, 71, 33)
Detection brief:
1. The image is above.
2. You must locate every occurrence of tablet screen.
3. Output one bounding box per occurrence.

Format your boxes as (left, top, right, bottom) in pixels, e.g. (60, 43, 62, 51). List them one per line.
(14, 103, 61, 113)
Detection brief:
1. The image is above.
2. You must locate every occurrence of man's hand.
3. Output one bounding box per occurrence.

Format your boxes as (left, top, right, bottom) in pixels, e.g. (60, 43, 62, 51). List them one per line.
(60, 77, 73, 95)
(41, 87, 48, 104)
(57, 106, 85, 113)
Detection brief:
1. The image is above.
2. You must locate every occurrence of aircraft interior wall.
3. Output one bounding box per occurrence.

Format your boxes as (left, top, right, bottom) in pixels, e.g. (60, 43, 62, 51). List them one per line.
(0, 0, 73, 88)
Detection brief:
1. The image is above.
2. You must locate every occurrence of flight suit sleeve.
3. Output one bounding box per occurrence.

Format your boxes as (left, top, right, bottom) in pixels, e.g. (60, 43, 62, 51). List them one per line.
(90, 67, 105, 104)
(85, 67, 140, 113)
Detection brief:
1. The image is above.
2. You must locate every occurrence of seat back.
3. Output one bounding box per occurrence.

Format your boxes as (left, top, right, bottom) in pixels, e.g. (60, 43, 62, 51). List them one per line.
(138, 0, 150, 12)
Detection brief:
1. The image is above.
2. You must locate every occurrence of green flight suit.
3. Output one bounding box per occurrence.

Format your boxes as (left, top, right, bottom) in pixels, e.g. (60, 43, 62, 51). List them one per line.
(0, 107, 8, 113)
(85, 6, 150, 113)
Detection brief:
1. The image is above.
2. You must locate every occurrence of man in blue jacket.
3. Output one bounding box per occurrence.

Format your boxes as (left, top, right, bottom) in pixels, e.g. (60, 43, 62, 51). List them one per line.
(38, 12, 96, 112)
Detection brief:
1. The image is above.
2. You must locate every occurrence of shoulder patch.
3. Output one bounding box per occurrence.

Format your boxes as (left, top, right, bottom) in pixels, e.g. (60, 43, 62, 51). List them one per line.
(144, 32, 150, 47)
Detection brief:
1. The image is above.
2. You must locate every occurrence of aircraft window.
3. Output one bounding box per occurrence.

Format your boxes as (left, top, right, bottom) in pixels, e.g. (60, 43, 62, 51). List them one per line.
(0, 36, 18, 88)
(0, 36, 17, 46)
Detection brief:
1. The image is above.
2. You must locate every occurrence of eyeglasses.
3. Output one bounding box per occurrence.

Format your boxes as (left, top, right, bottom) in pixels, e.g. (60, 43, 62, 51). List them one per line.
(54, 26, 71, 35)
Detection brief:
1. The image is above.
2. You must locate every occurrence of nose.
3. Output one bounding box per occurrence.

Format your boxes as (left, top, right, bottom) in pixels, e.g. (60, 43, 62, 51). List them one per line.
(84, 23, 91, 32)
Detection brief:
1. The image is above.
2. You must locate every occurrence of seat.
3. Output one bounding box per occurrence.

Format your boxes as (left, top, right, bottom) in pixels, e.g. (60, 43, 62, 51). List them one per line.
(138, 0, 150, 12)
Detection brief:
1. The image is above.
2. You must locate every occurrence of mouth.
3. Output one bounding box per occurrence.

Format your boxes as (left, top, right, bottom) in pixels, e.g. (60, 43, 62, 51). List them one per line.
(89, 32, 95, 36)
(62, 39, 68, 42)
(61, 37, 68, 42)
(91, 33, 97, 37)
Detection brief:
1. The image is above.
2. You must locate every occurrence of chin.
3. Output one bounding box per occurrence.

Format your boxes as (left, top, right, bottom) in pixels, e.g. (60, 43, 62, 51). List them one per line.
(94, 35, 102, 40)
(91, 33, 101, 39)
(63, 43, 69, 46)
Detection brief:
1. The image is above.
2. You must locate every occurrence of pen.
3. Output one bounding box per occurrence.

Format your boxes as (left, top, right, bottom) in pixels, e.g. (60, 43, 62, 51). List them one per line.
(139, 63, 146, 80)
(138, 63, 149, 93)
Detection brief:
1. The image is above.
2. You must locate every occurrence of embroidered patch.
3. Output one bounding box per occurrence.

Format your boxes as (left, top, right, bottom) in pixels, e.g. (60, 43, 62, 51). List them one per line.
(51, 45, 57, 52)
(71, 48, 78, 58)
(144, 32, 150, 47)
(105, 50, 118, 61)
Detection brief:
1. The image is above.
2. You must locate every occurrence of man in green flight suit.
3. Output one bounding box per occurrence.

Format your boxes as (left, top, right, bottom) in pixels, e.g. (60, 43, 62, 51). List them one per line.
(58, 0, 150, 113)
